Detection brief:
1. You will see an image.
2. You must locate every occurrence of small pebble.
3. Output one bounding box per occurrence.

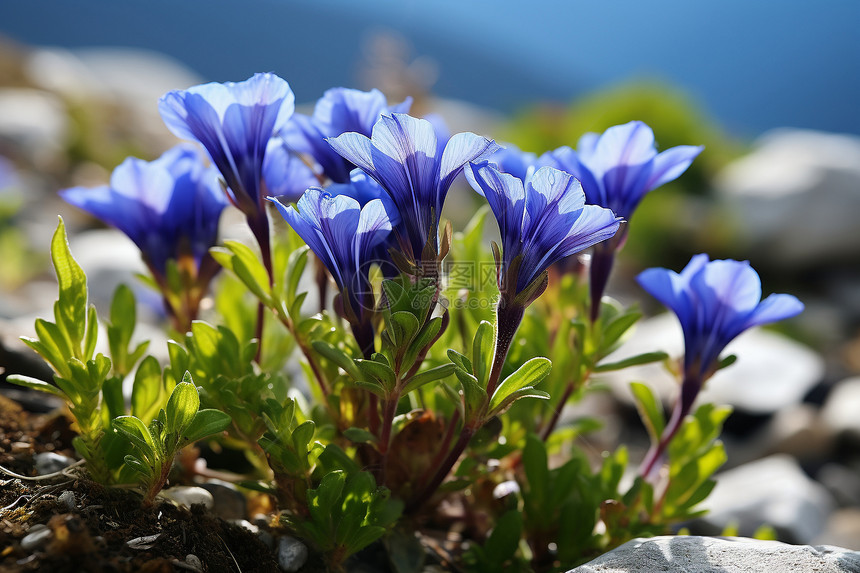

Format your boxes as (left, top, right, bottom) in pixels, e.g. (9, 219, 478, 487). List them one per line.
(160, 486, 214, 510)
(20, 528, 53, 551)
(231, 519, 259, 534)
(278, 535, 309, 572)
(185, 554, 203, 572)
(201, 480, 247, 520)
(33, 452, 75, 475)
(57, 490, 75, 512)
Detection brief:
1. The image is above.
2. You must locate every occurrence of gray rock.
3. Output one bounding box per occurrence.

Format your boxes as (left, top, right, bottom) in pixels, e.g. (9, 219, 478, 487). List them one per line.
(20, 527, 53, 551)
(596, 314, 824, 414)
(822, 377, 860, 437)
(160, 486, 214, 511)
(184, 554, 203, 573)
(0, 88, 68, 166)
(699, 454, 835, 544)
(569, 536, 860, 573)
(278, 535, 309, 572)
(717, 129, 860, 267)
(201, 480, 247, 521)
(57, 490, 76, 512)
(33, 452, 75, 475)
(816, 509, 860, 551)
(818, 463, 860, 507)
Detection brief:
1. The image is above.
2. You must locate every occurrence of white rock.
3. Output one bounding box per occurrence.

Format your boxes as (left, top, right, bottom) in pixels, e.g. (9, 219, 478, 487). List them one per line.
(0, 88, 67, 166)
(20, 527, 53, 551)
(700, 454, 835, 543)
(717, 129, 860, 267)
(160, 486, 214, 510)
(596, 314, 824, 414)
(569, 536, 860, 573)
(822, 377, 860, 437)
(278, 536, 309, 572)
(815, 508, 860, 551)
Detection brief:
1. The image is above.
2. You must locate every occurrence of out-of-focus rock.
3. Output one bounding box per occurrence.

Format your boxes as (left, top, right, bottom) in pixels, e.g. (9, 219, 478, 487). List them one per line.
(569, 536, 860, 573)
(822, 377, 860, 438)
(817, 463, 860, 507)
(596, 314, 824, 414)
(697, 454, 835, 544)
(717, 129, 860, 267)
(0, 88, 68, 167)
(815, 508, 860, 551)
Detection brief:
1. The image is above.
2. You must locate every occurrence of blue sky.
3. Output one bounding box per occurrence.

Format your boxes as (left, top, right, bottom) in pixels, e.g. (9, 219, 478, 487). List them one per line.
(2, 0, 859, 136)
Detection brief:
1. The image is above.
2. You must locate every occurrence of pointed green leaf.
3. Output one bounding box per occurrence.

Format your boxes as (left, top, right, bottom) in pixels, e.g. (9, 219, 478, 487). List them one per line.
(630, 382, 665, 443)
(311, 340, 361, 380)
(113, 415, 158, 458)
(489, 357, 551, 411)
(182, 409, 232, 443)
(165, 379, 199, 436)
(51, 217, 87, 353)
(132, 356, 164, 422)
(472, 320, 494, 386)
(594, 351, 669, 373)
(343, 427, 378, 445)
(401, 363, 455, 395)
(6, 374, 64, 398)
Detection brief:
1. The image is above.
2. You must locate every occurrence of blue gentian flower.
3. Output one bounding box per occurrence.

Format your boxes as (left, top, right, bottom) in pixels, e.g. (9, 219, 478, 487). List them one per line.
(466, 161, 622, 303)
(262, 137, 321, 202)
(328, 113, 500, 261)
(486, 143, 547, 182)
(283, 88, 411, 184)
(60, 145, 227, 278)
(548, 121, 703, 321)
(636, 254, 804, 479)
(158, 73, 295, 217)
(638, 254, 804, 382)
(268, 188, 392, 323)
(548, 121, 703, 220)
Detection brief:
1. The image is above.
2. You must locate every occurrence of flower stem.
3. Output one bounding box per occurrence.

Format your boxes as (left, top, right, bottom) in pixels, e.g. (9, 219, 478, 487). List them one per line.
(639, 374, 700, 481)
(248, 210, 274, 364)
(589, 244, 616, 323)
(486, 302, 525, 396)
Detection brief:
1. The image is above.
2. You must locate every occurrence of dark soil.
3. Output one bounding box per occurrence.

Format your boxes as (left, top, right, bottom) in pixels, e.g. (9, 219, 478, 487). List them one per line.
(0, 393, 283, 573)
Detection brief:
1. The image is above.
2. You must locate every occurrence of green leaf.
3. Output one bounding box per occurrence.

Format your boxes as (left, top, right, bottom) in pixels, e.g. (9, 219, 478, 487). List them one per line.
(387, 311, 420, 349)
(594, 351, 669, 373)
(453, 368, 485, 419)
(343, 427, 378, 445)
(51, 217, 87, 354)
(356, 359, 396, 394)
(522, 434, 549, 497)
(6, 374, 64, 398)
(472, 320, 494, 387)
(182, 409, 232, 443)
(132, 356, 164, 422)
(311, 340, 361, 380)
(401, 363, 455, 395)
(113, 416, 158, 459)
(212, 240, 272, 304)
(717, 354, 738, 370)
(599, 309, 641, 355)
(484, 510, 523, 566)
(123, 454, 153, 479)
(446, 349, 473, 373)
(489, 357, 552, 412)
(630, 382, 665, 443)
(165, 378, 199, 436)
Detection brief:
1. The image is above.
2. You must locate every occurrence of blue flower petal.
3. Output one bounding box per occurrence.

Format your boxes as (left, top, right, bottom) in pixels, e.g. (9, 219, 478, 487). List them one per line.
(647, 145, 705, 190)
